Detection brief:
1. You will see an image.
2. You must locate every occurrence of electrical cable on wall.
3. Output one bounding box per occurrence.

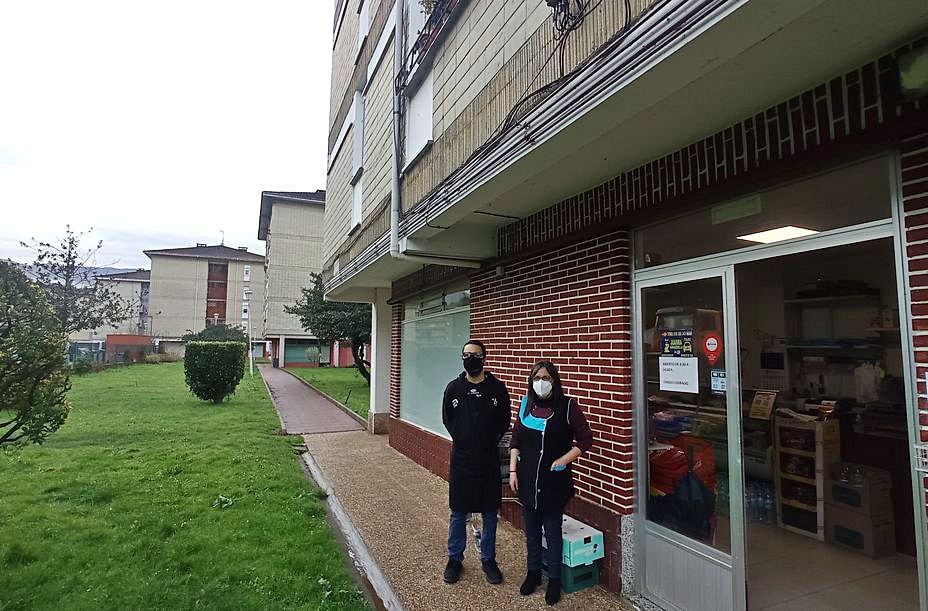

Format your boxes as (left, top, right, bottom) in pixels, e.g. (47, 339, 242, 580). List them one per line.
(395, 0, 645, 236)
(401, 0, 695, 232)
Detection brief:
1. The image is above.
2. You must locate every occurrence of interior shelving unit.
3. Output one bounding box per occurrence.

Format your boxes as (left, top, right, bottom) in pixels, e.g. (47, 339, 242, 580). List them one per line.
(773, 417, 841, 540)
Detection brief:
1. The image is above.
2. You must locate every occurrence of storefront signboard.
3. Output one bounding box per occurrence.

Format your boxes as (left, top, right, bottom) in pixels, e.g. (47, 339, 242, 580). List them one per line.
(711, 194, 762, 224)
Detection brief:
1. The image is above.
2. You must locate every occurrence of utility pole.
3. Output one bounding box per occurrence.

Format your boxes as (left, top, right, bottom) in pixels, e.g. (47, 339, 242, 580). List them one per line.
(244, 286, 253, 376)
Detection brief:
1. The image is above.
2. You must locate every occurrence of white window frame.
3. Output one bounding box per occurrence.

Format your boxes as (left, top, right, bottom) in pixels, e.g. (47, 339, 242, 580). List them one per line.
(351, 91, 365, 183)
(243, 265, 251, 282)
(404, 70, 433, 170)
(356, 0, 370, 58)
(351, 178, 363, 230)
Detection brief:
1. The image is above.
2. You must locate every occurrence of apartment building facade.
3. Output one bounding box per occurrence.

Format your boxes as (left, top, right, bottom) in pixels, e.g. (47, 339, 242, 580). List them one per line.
(325, 0, 928, 608)
(258, 190, 330, 367)
(146, 244, 265, 354)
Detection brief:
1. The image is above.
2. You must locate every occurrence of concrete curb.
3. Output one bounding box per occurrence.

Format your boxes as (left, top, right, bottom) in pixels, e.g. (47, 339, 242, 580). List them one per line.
(301, 450, 405, 611)
(279, 367, 369, 429)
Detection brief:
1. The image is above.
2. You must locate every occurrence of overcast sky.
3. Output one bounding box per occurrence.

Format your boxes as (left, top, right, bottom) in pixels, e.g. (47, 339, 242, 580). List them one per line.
(0, 1, 333, 269)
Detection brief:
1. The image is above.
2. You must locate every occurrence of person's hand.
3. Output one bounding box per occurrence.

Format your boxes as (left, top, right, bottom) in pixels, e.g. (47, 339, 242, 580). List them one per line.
(509, 470, 518, 493)
(551, 457, 569, 471)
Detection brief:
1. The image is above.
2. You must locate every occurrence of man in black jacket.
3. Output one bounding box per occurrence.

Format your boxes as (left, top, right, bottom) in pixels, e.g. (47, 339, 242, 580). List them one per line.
(441, 339, 511, 585)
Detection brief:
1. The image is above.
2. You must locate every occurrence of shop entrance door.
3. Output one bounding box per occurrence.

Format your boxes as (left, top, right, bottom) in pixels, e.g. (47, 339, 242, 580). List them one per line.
(635, 266, 747, 611)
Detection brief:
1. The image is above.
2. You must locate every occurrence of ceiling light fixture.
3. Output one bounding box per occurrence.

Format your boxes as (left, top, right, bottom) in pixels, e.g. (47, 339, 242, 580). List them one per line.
(737, 226, 819, 244)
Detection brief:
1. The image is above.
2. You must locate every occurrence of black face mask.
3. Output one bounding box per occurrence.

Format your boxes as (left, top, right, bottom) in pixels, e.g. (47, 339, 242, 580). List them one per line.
(463, 356, 484, 376)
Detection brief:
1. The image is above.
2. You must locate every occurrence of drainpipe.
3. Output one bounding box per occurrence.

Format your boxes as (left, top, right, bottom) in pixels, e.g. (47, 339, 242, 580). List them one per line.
(389, 0, 481, 269)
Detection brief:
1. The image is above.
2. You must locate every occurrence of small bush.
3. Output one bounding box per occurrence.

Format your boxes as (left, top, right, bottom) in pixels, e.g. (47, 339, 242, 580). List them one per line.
(144, 354, 162, 364)
(91, 362, 108, 373)
(159, 353, 182, 363)
(71, 359, 93, 375)
(183, 341, 246, 404)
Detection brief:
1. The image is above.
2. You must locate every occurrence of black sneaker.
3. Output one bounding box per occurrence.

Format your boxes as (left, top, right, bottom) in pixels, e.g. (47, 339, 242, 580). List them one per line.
(545, 577, 562, 605)
(482, 560, 503, 584)
(443, 558, 463, 584)
(520, 570, 542, 595)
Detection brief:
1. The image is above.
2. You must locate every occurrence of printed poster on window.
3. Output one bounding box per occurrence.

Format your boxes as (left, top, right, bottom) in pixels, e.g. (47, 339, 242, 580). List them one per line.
(660, 330, 695, 357)
(659, 356, 699, 393)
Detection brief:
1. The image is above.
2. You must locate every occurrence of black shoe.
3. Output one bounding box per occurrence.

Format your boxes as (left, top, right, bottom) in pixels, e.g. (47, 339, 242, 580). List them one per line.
(443, 558, 463, 584)
(545, 578, 562, 605)
(482, 559, 503, 584)
(520, 570, 542, 595)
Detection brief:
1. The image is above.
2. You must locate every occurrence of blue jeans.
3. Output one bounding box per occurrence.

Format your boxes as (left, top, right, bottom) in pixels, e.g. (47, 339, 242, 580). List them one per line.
(524, 505, 563, 578)
(448, 510, 498, 562)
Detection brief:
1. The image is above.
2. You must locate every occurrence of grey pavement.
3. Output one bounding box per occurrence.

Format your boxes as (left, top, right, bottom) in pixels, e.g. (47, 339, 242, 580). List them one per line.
(259, 364, 364, 434)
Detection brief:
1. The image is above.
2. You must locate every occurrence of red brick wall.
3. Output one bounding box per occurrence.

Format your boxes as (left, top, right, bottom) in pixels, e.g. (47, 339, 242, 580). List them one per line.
(902, 128, 928, 512)
(388, 417, 452, 480)
(470, 230, 634, 515)
(390, 304, 404, 419)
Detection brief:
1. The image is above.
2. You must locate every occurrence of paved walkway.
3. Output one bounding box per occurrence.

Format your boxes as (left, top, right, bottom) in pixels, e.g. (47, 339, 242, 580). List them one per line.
(259, 365, 363, 434)
(302, 430, 631, 611)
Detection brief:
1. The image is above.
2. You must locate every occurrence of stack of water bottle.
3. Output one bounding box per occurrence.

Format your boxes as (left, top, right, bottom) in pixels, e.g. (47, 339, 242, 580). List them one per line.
(744, 480, 777, 524)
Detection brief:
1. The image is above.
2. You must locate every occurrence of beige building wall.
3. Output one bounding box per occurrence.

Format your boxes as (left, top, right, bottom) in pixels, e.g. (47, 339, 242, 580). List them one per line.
(149, 256, 207, 339)
(325, 128, 355, 264)
(330, 0, 361, 124)
(264, 203, 324, 337)
(363, 37, 394, 219)
(325, 1, 656, 271)
(431, 0, 549, 136)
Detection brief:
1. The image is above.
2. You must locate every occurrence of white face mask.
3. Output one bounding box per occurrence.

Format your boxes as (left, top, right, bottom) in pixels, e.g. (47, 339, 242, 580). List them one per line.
(533, 379, 553, 399)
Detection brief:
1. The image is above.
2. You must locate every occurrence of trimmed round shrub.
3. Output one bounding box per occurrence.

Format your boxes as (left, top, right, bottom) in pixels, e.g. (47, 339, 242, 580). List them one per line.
(183, 341, 246, 404)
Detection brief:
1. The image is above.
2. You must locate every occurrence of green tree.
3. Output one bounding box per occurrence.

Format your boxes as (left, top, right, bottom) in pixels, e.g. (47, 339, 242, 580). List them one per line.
(21, 226, 132, 334)
(0, 261, 71, 445)
(285, 273, 372, 383)
(182, 323, 248, 343)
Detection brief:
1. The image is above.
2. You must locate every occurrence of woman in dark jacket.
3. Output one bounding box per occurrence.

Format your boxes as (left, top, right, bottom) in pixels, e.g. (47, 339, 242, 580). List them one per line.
(509, 360, 593, 605)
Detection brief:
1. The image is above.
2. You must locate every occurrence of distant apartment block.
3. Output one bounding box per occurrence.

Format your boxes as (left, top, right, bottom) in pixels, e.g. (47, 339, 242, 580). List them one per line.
(68, 268, 151, 361)
(69, 268, 151, 340)
(145, 244, 265, 354)
(257, 190, 336, 367)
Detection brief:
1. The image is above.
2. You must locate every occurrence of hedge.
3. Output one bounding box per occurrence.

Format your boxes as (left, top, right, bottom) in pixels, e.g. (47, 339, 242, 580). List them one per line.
(183, 341, 246, 404)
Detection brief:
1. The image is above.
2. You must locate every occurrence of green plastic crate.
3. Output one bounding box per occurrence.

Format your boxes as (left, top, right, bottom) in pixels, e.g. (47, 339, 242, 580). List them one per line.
(541, 559, 600, 593)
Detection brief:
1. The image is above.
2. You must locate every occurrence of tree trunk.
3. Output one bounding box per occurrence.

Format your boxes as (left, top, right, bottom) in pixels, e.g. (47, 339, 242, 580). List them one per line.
(351, 339, 370, 384)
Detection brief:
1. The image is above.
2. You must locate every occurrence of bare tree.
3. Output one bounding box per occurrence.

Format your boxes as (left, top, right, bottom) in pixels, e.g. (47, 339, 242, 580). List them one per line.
(20, 226, 132, 334)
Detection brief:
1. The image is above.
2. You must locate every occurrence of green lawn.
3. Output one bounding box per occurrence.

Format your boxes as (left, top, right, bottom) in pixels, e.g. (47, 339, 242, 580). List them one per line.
(284, 368, 370, 421)
(0, 363, 368, 611)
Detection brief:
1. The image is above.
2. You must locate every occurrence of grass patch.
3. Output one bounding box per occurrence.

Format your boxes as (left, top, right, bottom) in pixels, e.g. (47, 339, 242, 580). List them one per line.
(0, 363, 368, 611)
(284, 368, 370, 421)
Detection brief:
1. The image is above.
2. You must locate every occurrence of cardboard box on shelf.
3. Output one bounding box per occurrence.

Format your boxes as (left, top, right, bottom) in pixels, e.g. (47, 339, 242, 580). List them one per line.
(825, 463, 892, 518)
(825, 503, 896, 558)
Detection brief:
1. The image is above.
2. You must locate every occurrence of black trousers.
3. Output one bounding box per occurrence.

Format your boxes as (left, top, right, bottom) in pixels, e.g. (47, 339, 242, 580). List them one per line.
(523, 504, 563, 578)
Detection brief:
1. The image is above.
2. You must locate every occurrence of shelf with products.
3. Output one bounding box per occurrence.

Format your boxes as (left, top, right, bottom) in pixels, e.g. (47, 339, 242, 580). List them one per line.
(773, 417, 841, 541)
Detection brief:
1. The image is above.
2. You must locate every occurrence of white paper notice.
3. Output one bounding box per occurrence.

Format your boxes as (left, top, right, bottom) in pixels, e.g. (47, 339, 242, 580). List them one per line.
(659, 356, 699, 394)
